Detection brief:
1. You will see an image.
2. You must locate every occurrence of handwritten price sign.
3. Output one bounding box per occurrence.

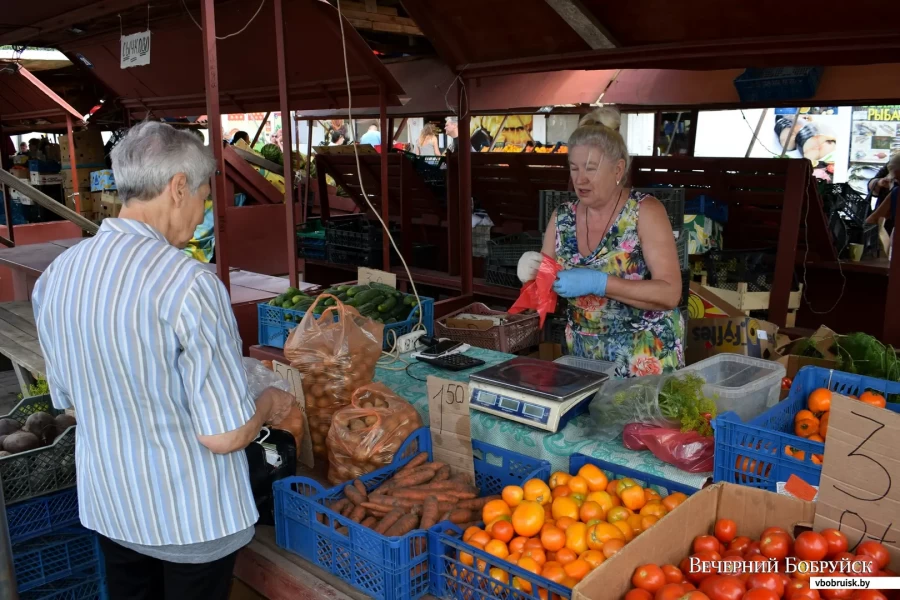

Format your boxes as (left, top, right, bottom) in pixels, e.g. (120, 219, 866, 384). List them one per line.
(427, 375, 475, 484)
(814, 394, 900, 571)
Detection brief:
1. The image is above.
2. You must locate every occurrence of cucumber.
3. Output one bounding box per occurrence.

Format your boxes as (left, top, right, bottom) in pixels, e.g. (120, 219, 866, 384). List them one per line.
(336, 285, 351, 293)
(285, 287, 301, 297)
(384, 317, 397, 324)
(353, 289, 383, 304)
(281, 301, 293, 309)
(337, 293, 349, 301)
(323, 297, 336, 307)
(345, 285, 366, 297)
(377, 296, 398, 313)
(403, 295, 418, 306)
(357, 301, 379, 316)
(370, 282, 400, 295)
(388, 303, 411, 319)
(293, 299, 314, 310)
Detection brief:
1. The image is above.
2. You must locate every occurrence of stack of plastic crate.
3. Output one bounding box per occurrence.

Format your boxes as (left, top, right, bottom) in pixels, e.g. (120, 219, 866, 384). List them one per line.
(1, 396, 107, 599)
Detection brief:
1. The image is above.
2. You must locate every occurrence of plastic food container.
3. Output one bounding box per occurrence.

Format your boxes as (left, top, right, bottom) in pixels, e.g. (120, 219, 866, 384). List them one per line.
(682, 354, 785, 422)
(553, 355, 617, 377)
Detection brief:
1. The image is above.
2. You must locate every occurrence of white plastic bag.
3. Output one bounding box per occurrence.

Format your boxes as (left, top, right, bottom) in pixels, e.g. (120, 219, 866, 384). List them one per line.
(243, 357, 291, 399)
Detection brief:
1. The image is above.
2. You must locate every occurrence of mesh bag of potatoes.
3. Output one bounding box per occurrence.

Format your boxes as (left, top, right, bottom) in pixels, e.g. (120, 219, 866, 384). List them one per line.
(326, 383, 423, 484)
(284, 294, 384, 460)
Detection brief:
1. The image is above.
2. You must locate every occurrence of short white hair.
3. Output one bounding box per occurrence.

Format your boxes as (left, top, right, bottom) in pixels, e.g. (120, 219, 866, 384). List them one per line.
(445, 116, 458, 125)
(568, 106, 630, 171)
(111, 121, 215, 203)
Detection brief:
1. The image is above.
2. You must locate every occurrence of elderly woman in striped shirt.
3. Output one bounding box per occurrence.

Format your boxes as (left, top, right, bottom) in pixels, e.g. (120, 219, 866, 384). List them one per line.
(32, 121, 294, 600)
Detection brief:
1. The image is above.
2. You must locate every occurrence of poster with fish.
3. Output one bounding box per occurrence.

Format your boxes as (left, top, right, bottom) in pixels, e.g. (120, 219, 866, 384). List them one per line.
(847, 106, 900, 194)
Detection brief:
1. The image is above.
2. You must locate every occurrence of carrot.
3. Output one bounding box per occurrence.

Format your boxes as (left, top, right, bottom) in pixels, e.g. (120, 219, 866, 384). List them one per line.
(361, 516, 377, 528)
(385, 514, 419, 537)
(386, 467, 436, 488)
(343, 485, 366, 506)
(352, 479, 368, 500)
(349, 505, 366, 523)
(445, 509, 472, 524)
(419, 497, 440, 530)
(330, 499, 351, 514)
(340, 503, 355, 517)
(456, 496, 500, 511)
(395, 452, 428, 475)
(374, 509, 405, 534)
(396, 481, 477, 494)
(432, 465, 451, 482)
(391, 490, 474, 503)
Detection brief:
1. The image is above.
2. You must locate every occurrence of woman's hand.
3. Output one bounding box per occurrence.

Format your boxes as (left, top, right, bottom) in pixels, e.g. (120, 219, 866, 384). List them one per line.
(552, 268, 608, 298)
(517, 251, 543, 283)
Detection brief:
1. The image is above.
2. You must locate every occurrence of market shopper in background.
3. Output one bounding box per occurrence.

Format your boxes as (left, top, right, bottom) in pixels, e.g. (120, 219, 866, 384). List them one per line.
(359, 124, 382, 146)
(867, 151, 900, 235)
(329, 131, 345, 146)
(231, 130, 250, 145)
(32, 121, 293, 600)
(415, 124, 440, 156)
(517, 107, 684, 378)
(444, 116, 476, 153)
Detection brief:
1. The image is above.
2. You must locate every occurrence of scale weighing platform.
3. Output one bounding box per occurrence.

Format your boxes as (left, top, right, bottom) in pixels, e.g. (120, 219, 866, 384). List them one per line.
(468, 357, 609, 433)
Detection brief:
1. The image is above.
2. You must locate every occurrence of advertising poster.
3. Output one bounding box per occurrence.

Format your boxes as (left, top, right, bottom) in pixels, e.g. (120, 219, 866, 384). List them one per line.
(847, 105, 900, 195)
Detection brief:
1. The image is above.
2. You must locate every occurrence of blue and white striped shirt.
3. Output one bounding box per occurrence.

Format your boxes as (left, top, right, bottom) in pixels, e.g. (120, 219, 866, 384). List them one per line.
(32, 218, 259, 546)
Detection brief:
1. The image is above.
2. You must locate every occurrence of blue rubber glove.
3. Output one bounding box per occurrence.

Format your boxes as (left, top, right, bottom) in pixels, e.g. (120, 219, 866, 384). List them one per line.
(552, 268, 608, 298)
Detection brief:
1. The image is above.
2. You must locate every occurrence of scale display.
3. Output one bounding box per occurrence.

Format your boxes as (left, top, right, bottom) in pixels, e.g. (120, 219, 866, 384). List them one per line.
(468, 357, 609, 432)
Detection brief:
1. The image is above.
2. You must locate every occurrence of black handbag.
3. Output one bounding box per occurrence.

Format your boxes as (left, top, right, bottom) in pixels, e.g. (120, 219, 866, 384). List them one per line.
(245, 428, 297, 526)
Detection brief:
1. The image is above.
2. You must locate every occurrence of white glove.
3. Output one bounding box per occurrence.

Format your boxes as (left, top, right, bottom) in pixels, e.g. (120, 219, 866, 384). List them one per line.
(517, 251, 543, 283)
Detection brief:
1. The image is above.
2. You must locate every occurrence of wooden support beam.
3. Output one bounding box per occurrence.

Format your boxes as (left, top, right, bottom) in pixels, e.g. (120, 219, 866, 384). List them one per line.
(0, 170, 98, 234)
(380, 88, 390, 271)
(275, 0, 298, 287)
(341, 9, 423, 35)
(769, 160, 807, 327)
(458, 81, 473, 296)
(544, 0, 617, 49)
(251, 112, 271, 147)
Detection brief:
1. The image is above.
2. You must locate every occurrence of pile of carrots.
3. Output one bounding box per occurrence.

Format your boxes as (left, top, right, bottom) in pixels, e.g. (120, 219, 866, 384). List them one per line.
(326, 452, 497, 537)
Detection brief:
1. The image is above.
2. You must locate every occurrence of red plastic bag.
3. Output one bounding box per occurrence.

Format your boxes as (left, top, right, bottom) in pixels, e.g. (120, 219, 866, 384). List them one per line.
(509, 254, 561, 328)
(622, 423, 714, 473)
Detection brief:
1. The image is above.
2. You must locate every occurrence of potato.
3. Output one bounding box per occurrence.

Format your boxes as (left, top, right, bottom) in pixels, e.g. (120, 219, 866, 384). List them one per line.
(4, 431, 41, 454)
(348, 419, 366, 432)
(364, 415, 378, 426)
(24, 412, 57, 444)
(0, 451, 9, 458)
(54, 414, 77, 431)
(0, 418, 20, 436)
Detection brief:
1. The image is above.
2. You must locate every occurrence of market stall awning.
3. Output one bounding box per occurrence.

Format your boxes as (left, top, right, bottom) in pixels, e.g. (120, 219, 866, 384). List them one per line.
(0, 63, 85, 133)
(51, 0, 404, 118)
(402, 0, 900, 77)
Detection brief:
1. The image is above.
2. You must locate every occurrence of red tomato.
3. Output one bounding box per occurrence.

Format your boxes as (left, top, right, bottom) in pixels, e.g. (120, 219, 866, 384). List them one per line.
(745, 589, 780, 600)
(821, 529, 849, 558)
(820, 573, 853, 600)
(795, 531, 829, 561)
(781, 377, 793, 390)
(626, 590, 654, 600)
(792, 560, 814, 582)
(682, 593, 711, 600)
(729, 536, 752, 553)
(717, 556, 744, 576)
(851, 591, 888, 600)
(723, 549, 743, 559)
(633, 564, 667, 593)
(856, 541, 891, 570)
(787, 583, 821, 600)
(849, 556, 878, 578)
(762, 527, 789, 538)
(682, 553, 719, 584)
(694, 535, 721, 554)
(662, 565, 683, 584)
(654, 583, 687, 600)
(833, 552, 856, 564)
(700, 576, 746, 600)
(746, 572, 785, 598)
(744, 542, 763, 557)
(760, 532, 791, 560)
(714, 519, 737, 544)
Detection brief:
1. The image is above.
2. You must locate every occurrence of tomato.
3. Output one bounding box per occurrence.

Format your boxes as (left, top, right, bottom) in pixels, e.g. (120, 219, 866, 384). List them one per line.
(789, 585, 821, 600)
(762, 527, 789, 538)
(694, 535, 721, 554)
(682, 593, 711, 600)
(821, 529, 849, 558)
(851, 591, 888, 600)
(714, 519, 737, 544)
(856, 541, 891, 570)
(625, 590, 653, 600)
(782, 377, 793, 390)
(744, 589, 780, 600)
(682, 553, 718, 584)
(722, 549, 743, 559)
(662, 565, 683, 584)
(632, 564, 666, 593)
(760, 532, 791, 560)
(717, 556, 743, 576)
(728, 536, 751, 553)
(849, 556, 878, 578)
(744, 541, 763, 557)
(654, 583, 687, 600)
(795, 531, 829, 561)
(833, 552, 856, 564)
(792, 560, 814, 582)
(699, 575, 745, 600)
(746, 573, 785, 598)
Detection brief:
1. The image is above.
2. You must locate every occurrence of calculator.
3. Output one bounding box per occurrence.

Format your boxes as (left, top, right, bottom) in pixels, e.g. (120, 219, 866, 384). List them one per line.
(416, 353, 486, 372)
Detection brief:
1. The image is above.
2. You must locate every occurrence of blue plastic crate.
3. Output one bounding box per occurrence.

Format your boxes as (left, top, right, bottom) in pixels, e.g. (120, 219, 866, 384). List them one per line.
(20, 567, 106, 600)
(685, 195, 728, 223)
(7, 489, 80, 545)
(274, 428, 550, 600)
(27, 160, 61, 175)
(14, 529, 101, 593)
(430, 454, 698, 600)
(734, 67, 823, 104)
(257, 296, 434, 351)
(713, 366, 900, 492)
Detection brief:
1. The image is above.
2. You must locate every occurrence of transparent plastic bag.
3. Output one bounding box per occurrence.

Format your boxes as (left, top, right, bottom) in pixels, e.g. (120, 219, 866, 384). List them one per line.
(326, 383, 422, 484)
(242, 357, 291, 398)
(508, 254, 561, 328)
(622, 423, 714, 473)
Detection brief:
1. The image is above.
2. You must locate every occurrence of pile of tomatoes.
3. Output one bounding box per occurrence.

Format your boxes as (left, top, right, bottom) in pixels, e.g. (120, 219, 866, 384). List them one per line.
(625, 518, 895, 600)
(451, 464, 690, 595)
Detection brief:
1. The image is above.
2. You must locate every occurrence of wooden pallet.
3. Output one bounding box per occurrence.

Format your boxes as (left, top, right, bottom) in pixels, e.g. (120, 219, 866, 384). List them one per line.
(697, 275, 802, 327)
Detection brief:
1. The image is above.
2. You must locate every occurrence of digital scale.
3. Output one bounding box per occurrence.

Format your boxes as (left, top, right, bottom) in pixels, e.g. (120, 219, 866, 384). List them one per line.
(468, 357, 610, 433)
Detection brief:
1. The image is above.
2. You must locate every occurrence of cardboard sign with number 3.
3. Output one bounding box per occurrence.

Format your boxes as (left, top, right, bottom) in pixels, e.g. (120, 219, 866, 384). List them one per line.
(814, 394, 900, 571)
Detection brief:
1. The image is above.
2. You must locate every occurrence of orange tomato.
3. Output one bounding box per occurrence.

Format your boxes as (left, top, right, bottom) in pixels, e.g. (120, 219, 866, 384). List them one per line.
(512, 501, 545, 537)
(620, 485, 647, 511)
(607, 506, 632, 523)
(606, 480, 620, 495)
(551, 485, 572, 499)
(514, 557, 541, 593)
(485, 515, 511, 535)
(569, 493, 585, 507)
(579, 501, 605, 523)
(819, 411, 830, 439)
(613, 519, 635, 542)
(483, 499, 512, 524)
(640, 515, 659, 531)
(807, 434, 824, 443)
(794, 418, 819, 438)
(469, 530, 492, 547)
(485, 539, 510, 560)
(524, 479, 552, 505)
(795, 409, 816, 422)
(489, 567, 509, 594)
(555, 516, 576, 531)
(812, 454, 823, 465)
(491, 520, 515, 544)
(551, 497, 580, 521)
(541, 525, 566, 552)
(507, 552, 522, 565)
(524, 538, 544, 551)
(555, 548, 577, 565)
(463, 526, 482, 542)
(565, 522, 588, 554)
(567, 476, 589, 496)
(640, 501, 668, 519)
(785, 446, 806, 461)
(580, 549, 605, 569)
(662, 492, 688, 512)
(615, 477, 638, 496)
(587, 522, 625, 549)
(460, 541, 484, 567)
(509, 536, 528, 555)
(502, 485, 524, 508)
(627, 514, 645, 536)
(564, 558, 591, 581)
(602, 539, 625, 558)
(807, 388, 832, 413)
(522, 546, 547, 567)
(586, 491, 615, 514)
(577, 464, 610, 492)
(548, 472, 572, 490)
(542, 563, 567, 584)
(644, 488, 662, 503)
(859, 391, 886, 408)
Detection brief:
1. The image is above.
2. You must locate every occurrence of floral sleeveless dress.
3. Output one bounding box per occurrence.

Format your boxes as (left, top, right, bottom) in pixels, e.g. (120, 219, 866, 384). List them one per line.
(556, 191, 685, 378)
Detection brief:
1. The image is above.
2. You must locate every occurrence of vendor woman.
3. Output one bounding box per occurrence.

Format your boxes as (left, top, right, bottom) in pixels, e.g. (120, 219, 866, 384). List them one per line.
(517, 108, 684, 377)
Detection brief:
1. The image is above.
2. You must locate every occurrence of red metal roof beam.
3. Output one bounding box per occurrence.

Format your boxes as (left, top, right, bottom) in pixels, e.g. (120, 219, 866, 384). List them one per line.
(544, 0, 617, 49)
(0, 0, 151, 45)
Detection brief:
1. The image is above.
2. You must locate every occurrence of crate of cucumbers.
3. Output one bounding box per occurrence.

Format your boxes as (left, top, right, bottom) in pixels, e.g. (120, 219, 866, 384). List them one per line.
(257, 284, 434, 350)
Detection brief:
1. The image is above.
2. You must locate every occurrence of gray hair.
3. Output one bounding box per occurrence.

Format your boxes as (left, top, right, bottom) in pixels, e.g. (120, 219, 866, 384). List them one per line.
(445, 116, 458, 125)
(568, 107, 630, 171)
(111, 121, 215, 203)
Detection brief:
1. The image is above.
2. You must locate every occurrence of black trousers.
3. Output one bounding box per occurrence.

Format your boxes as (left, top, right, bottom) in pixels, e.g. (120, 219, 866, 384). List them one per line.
(98, 536, 238, 600)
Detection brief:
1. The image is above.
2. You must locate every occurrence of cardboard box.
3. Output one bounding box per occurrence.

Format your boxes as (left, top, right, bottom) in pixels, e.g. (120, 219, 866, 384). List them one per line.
(774, 326, 840, 397)
(443, 317, 498, 331)
(64, 191, 94, 213)
(685, 317, 779, 365)
(29, 172, 63, 186)
(99, 200, 121, 220)
(61, 169, 92, 193)
(90, 169, 116, 192)
(99, 191, 120, 205)
(685, 282, 744, 320)
(573, 483, 816, 600)
(59, 130, 104, 160)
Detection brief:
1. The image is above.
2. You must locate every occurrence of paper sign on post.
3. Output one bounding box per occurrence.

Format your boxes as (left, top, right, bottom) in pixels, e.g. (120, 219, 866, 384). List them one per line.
(813, 394, 900, 571)
(358, 267, 396, 288)
(427, 375, 475, 484)
(272, 361, 314, 469)
(120, 30, 151, 69)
